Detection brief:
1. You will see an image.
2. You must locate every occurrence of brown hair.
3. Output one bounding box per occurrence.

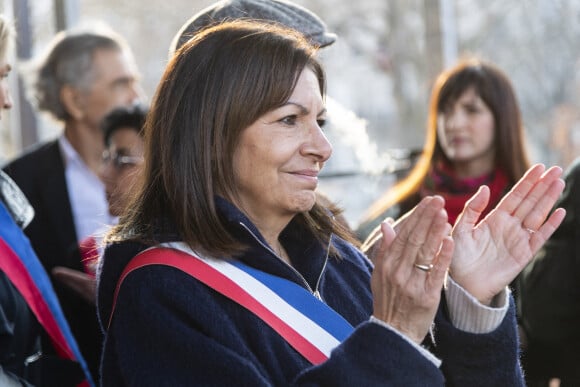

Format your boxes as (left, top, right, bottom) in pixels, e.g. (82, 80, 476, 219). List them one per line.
(362, 57, 531, 222)
(107, 20, 357, 257)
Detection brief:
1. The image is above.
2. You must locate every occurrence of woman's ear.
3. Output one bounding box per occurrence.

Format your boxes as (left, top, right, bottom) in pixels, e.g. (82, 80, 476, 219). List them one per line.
(60, 85, 85, 120)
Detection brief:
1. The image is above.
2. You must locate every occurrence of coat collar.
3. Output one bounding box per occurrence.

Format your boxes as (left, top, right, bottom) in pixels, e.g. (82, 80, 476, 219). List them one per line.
(214, 196, 330, 293)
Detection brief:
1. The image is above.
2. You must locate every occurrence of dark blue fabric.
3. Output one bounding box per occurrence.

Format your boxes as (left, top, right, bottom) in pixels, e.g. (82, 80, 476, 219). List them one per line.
(98, 198, 524, 386)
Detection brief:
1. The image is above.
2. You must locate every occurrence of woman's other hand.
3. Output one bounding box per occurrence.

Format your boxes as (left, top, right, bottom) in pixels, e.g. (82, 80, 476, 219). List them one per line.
(370, 195, 454, 344)
(450, 164, 566, 305)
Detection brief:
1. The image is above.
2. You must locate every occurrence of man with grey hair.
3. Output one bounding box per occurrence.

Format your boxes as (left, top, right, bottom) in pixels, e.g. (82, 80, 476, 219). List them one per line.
(3, 26, 142, 382)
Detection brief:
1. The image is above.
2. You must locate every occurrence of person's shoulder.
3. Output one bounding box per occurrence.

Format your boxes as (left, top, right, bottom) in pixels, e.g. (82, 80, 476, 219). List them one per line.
(3, 139, 60, 173)
(102, 240, 148, 267)
(98, 240, 150, 317)
(2, 140, 62, 194)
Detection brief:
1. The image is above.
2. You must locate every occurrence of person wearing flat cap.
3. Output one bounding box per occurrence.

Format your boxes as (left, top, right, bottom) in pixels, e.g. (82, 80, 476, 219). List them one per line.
(169, 0, 337, 53)
(96, 2, 565, 386)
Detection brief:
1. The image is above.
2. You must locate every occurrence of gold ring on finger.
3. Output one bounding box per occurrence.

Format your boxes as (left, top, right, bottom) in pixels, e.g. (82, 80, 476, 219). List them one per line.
(413, 263, 434, 272)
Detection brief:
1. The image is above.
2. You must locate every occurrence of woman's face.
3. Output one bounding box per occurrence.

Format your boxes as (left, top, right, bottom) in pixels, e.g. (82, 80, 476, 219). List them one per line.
(231, 68, 332, 225)
(99, 127, 144, 217)
(437, 87, 496, 175)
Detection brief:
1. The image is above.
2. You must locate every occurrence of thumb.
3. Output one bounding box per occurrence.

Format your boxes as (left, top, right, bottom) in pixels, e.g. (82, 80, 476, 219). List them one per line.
(454, 185, 490, 233)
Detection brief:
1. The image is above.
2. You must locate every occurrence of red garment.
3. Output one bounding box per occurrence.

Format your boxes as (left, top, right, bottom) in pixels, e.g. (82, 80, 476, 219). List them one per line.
(79, 235, 102, 278)
(420, 164, 510, 225)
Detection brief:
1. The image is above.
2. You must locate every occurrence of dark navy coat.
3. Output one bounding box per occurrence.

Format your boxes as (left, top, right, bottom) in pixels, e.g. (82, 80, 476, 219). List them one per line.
(98, 198, 523, 386)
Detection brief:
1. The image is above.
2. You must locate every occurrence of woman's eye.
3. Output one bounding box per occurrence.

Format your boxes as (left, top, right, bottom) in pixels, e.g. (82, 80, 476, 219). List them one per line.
(317, 119, 326, 128)
(462, 103, 480, 114)
(280, 115, 297, 126)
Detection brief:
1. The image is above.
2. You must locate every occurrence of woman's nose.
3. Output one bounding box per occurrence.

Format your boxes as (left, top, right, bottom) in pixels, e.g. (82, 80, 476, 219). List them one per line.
(302, 122, 332, 162)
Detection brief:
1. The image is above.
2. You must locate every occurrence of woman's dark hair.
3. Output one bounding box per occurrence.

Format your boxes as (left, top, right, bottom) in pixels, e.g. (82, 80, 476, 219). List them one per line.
(107, 20, 358, 256)
(101, 104, 148, 145)
(362, 57, 530, 223)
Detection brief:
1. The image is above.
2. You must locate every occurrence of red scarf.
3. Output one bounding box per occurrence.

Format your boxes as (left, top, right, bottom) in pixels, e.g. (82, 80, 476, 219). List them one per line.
(420, 164, 510, 225)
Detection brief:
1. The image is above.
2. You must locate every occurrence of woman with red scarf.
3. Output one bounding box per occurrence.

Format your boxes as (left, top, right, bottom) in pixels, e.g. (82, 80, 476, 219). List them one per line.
(358, 57, 530, 238)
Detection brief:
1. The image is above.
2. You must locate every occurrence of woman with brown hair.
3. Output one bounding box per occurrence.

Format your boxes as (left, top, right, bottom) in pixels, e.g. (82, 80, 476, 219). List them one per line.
(97, 21, 564, 386)
(358, 58, 531, 240)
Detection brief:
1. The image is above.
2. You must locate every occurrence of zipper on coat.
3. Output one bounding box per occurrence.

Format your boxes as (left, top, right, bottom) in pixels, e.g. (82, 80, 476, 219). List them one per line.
(239, 222, 329, 301)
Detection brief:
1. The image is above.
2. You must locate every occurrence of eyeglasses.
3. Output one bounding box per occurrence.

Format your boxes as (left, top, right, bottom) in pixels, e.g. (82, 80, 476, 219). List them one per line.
(102, 150, 144, 170)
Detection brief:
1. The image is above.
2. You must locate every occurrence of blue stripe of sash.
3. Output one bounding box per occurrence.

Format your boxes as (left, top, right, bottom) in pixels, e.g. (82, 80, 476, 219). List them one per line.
(230, 260, 354, 343)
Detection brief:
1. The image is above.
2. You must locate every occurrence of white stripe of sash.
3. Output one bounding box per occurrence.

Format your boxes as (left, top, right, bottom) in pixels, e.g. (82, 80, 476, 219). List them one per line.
(163, 242, 341, 357)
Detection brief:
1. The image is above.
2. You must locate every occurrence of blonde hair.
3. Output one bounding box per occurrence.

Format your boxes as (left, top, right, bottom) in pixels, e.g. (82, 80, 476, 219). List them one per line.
(0, 15, 14, 61)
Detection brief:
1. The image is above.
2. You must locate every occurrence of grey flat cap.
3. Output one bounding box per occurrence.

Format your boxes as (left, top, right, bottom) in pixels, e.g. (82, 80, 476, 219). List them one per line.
(170, 0, 337, 54)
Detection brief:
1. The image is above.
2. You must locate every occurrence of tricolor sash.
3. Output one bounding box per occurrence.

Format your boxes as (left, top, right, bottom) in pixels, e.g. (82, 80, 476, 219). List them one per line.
(0, 202, 94, 387)
(110, 241, 354, 364)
